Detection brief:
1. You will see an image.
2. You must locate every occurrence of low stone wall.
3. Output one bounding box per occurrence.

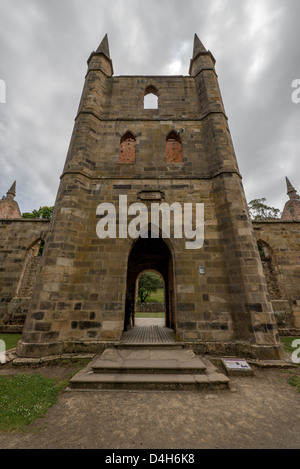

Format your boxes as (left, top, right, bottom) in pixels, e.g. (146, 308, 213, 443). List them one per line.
(136, 302, 164, 313)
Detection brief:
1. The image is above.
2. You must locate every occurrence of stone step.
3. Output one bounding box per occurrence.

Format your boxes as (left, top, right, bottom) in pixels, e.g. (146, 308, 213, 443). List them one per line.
(68, 347, 230, 391)
(115, 342, 184, 349)
(69, 371, 230, 391)
(91, 347, 207, 374)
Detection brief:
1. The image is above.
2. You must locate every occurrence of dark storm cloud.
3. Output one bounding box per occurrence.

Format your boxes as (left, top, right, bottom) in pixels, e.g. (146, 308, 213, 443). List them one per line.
(0, 0, 299, 214)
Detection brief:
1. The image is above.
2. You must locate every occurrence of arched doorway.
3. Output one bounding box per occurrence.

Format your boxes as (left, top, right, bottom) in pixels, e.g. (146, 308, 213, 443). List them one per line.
(135, 270, 165, 326)
(124, 233, 176, 333)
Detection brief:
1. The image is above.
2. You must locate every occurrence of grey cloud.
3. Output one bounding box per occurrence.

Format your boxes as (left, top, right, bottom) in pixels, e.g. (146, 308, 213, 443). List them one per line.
(0, 0, 299, 214)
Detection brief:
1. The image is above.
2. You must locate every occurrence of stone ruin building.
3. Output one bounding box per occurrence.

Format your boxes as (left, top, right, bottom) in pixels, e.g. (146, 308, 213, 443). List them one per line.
(0, 34, 299, 361)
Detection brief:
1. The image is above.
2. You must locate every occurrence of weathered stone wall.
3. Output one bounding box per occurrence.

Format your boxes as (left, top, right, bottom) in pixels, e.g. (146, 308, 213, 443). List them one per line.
(136, 302, 165, 313)
(253, 221, 300, 330)
(0, 219, 49, 330)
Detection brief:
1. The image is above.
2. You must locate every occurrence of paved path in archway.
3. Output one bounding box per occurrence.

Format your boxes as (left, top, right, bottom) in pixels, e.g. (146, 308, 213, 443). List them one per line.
(135, 318, 165, 326)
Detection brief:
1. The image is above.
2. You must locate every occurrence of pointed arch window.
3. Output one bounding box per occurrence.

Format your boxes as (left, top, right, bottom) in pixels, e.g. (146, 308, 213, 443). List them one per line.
(144, 86, 159, 109)
(166, 131, 182, 163)
(119, 131, 136, 163)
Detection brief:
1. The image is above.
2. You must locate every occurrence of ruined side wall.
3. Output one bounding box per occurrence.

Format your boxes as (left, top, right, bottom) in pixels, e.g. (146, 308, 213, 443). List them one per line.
(253, 221, 300, 329)
(0, 219, 50, 329)
(253, 221, 300, 301)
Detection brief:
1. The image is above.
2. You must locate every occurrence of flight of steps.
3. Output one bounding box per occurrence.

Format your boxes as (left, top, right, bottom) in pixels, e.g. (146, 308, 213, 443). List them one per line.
(69, 344, 230, 391)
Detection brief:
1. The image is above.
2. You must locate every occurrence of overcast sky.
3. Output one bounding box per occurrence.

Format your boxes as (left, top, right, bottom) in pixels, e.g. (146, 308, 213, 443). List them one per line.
(0, 0, 299, 214)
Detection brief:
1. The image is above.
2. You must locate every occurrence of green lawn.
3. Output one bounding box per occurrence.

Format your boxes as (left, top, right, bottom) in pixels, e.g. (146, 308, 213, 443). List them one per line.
(144, 288, 164, 303)
(0, 373, 67, 431)
(135, 312, 165, 318)
(0, 334, 21, 351)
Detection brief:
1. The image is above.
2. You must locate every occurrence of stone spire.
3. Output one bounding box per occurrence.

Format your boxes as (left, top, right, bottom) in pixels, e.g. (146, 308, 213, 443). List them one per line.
(286, 177, 299, 200)
(6, 180, 16, 199)
(281, 177, 300, 221)
(96, 33, 110, 59)
(192, 33, 207, 58)
(87, 33, 113, 75)
(189, 33, 215, 76)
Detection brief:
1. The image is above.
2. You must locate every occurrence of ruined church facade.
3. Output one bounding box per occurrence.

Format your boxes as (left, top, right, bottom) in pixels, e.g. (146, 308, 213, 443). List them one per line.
(1, 35, 299, 359)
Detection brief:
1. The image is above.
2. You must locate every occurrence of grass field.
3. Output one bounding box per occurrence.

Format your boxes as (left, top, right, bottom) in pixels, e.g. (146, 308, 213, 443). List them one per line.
(0, 373, 66, 431)
(135, 312, 165, 318)
(144, 288, 164, 303)
(0, 334, 21, 351)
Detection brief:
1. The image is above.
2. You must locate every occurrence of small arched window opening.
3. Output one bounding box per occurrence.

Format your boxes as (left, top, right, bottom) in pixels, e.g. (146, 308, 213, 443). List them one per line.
(144, 86, 159, 109)
(38, 239, 45, 256)
(166, 131, 182, 163)
(119, 131, 136, 163)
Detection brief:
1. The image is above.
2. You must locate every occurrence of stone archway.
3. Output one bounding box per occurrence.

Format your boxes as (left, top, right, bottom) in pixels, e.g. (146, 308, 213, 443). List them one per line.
(124, 234, 175, 332)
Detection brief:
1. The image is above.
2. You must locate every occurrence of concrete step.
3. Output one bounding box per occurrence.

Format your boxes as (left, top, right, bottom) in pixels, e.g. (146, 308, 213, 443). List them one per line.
(68, 347, 230, 391)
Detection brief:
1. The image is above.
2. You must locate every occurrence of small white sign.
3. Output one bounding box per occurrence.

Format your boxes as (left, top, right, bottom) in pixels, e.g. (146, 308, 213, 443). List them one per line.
(223, 359, 251, 370)
(221, 358, 253, 375)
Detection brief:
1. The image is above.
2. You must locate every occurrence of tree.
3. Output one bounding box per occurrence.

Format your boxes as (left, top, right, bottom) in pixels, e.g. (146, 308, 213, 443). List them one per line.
(138, 272, 163, 303)
(22, 206, 54, 219)
(248, 198, 281, 221)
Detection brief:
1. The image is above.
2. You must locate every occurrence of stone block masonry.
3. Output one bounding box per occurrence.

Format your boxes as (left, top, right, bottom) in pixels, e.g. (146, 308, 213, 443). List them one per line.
(0, 34, 289, 359)
(0, 219, 50, 331)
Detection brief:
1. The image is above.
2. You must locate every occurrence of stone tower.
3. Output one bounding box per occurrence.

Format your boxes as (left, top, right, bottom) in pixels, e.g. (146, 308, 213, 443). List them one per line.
(17, 34, 283, 359)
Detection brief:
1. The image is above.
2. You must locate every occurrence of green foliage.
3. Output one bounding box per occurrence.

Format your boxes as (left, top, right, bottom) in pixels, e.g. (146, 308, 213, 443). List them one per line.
(0, 373, 65, 431)
(22, 206, 53, 220)
(248, 198, 281, 221)
(138, 272, 163, 303)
